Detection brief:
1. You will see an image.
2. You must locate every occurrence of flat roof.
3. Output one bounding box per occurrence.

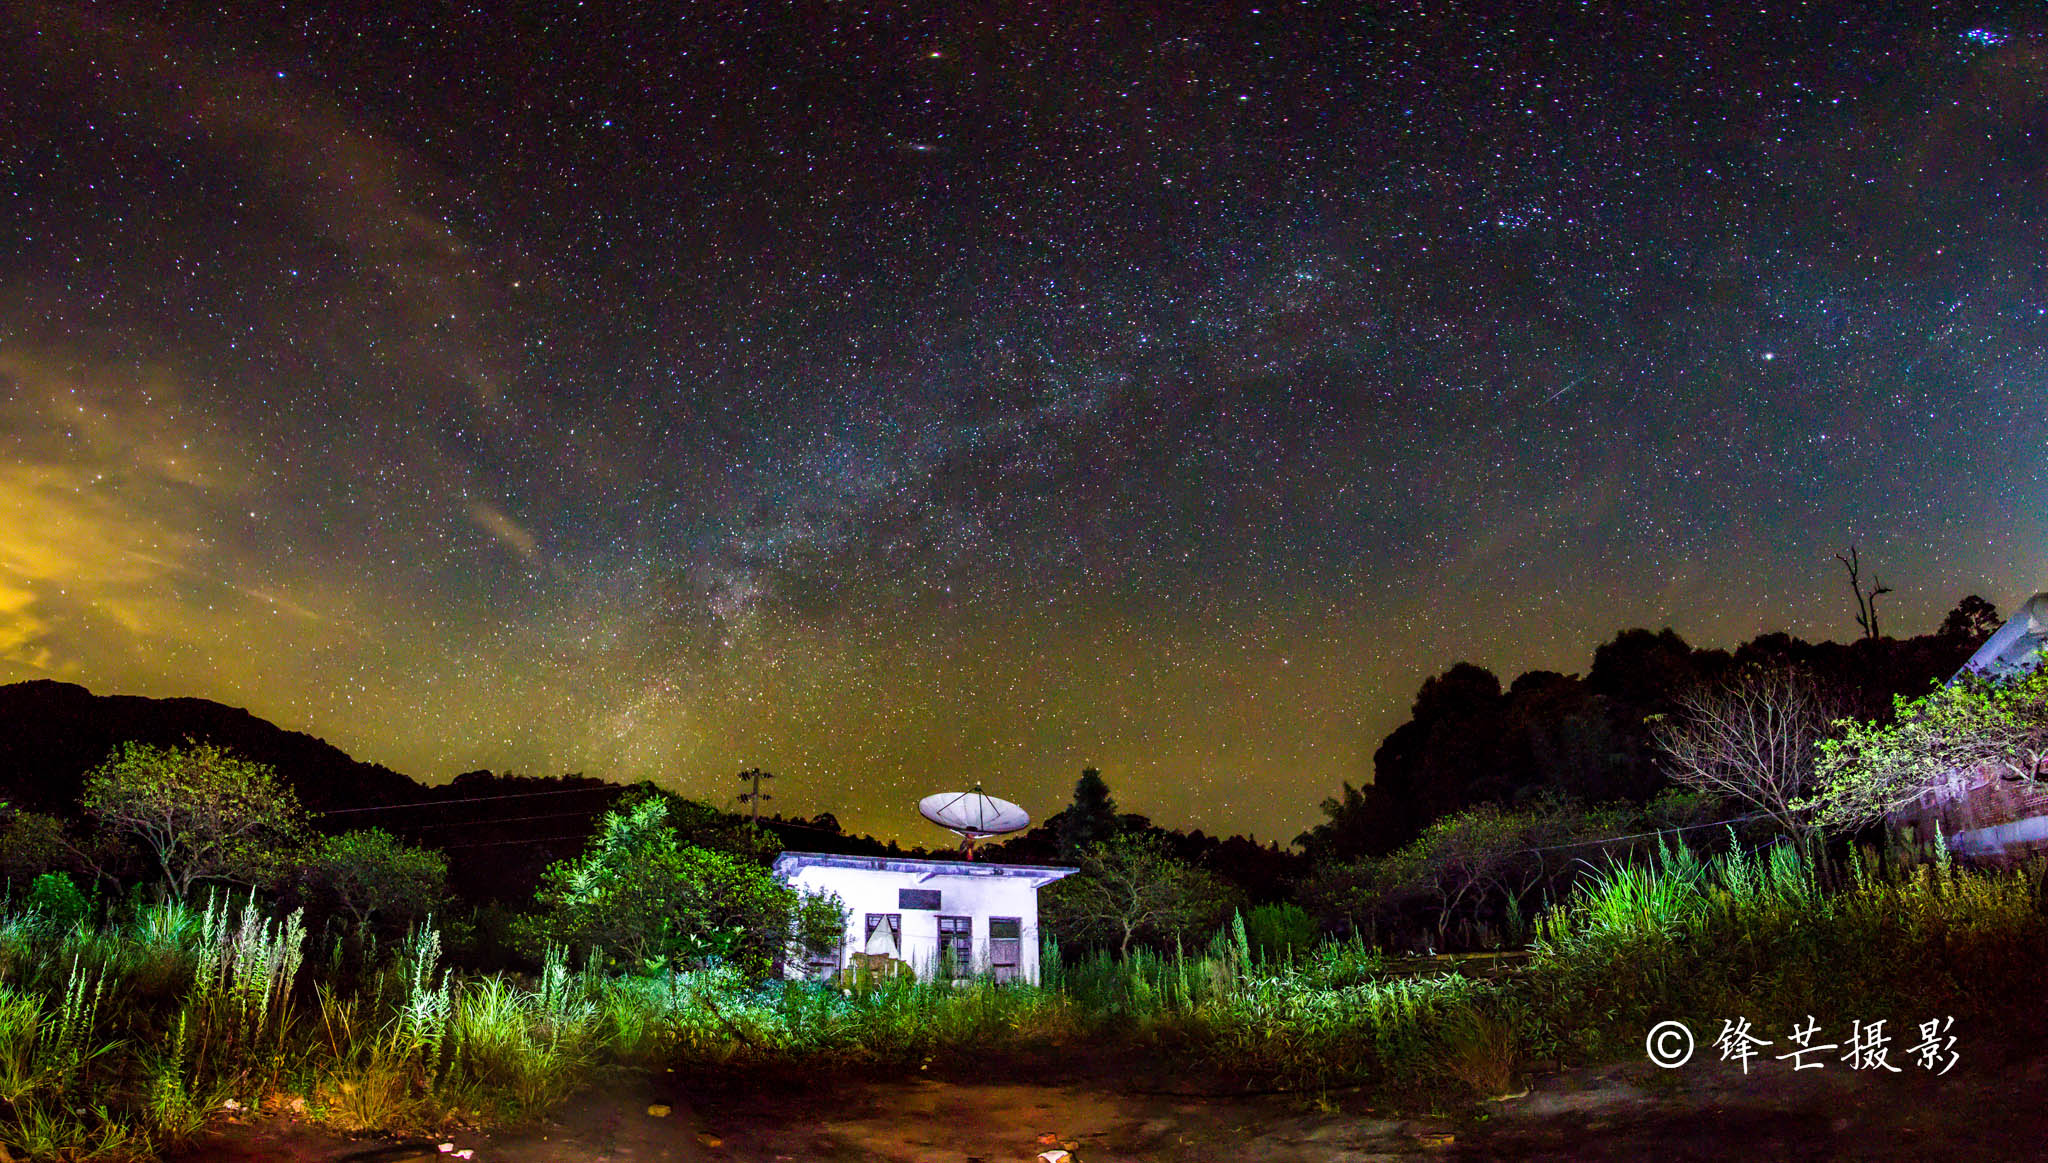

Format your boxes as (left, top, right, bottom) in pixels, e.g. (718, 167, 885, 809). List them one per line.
(774, 851, 1075, 883)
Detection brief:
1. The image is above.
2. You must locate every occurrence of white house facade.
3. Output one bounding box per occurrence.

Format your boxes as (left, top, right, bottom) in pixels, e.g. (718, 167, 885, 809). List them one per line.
(773, 852, 1073, 984)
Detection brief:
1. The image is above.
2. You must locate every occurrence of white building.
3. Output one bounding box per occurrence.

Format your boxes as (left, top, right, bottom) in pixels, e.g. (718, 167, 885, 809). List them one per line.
(773, 852, 1074, 984)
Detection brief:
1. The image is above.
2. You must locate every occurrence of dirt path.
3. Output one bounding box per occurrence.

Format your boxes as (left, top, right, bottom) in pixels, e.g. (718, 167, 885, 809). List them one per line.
(183, 1018, 2048, 1162)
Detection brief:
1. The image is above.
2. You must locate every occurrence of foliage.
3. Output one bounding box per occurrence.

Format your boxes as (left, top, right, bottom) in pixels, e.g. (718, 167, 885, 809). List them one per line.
(0, 810, 73, 890)
(1052, 768, 1120, 860)
(80, 742, 308, 902)
(1044, 832, 1236, 955)
(526, 797, 841, 976)
(1294, 781, 1407, 865)
(1800, 666, 2048, 832)
(616, 784, 782, 863)
(1522, 832, 2048, 1064)
(0, 832, 2032, 1151)
(23, 873, 90, 936)
(1303, 798, 1675, 950)
(1307, 614, 1981, 865)
(1650, 664, 1844, 838)
(1432, 1002, 1520, 1097)
(1938, 594, 2002, 644)
(298, 829, 449, 930)
(1239, 902, 1317, 963)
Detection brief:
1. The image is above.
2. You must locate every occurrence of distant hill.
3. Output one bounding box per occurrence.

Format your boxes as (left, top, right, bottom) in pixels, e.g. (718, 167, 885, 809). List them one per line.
(0, 680, 914, 907)
(0, 679, 424, 815)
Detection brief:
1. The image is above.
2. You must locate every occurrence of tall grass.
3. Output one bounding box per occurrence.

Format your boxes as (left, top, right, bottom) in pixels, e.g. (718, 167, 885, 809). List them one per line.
(1522, 833, 2048, 1062)
(0, 838, 2043, 1155)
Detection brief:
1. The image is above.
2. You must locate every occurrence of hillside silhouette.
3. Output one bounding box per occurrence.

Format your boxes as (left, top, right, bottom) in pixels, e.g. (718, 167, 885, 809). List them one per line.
(0, 680, 925, 907)
(0, 680, 421, 815)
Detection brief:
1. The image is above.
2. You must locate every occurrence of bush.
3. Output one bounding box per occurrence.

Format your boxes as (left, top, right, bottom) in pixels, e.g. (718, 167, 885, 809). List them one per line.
(22, 873, 88, 936)
(1240, 902, 1318, 964)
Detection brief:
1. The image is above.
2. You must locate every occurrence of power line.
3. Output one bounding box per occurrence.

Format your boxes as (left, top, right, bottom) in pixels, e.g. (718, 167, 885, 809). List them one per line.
(405, 808, 608, 831)
(318, 790, 864, 836)
(1518, 810, 1774, 857)
(362, 798, 1776, 863)
(441, 833, 596, 851)
(314, 785, 625, 817)
(313, 787, 872, 844)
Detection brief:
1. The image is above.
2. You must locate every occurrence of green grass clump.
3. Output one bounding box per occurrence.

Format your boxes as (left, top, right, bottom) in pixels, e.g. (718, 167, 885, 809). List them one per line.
(0, 834, 2042, 1154)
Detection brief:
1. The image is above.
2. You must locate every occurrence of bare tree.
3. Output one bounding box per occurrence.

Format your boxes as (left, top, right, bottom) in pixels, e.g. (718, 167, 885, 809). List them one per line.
(1651, 667, 1844, 839)
(1836, 546, 1893, 640)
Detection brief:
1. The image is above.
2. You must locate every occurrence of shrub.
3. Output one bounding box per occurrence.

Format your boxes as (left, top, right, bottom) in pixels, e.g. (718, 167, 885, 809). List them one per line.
(1240, 902, 1318, 964)
(23, 873, 89, 936)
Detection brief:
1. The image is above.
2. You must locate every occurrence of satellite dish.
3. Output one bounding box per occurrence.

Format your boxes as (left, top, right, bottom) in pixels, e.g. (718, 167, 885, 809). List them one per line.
(918, 786, 1030, 858)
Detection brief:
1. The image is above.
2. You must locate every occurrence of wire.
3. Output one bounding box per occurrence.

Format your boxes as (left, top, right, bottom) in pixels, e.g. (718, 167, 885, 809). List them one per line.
(315, 785, 623, 817)
(441, 833, 596, 851)
(1516, 810, 1773, 856)
(399, 800, 1777, 864)
(316, 787, 870, 840)
(404, 808, 613, 830)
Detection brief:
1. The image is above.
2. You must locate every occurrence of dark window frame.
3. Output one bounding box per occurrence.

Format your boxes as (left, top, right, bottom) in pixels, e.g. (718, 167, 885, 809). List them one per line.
(988, 916, 1022, 982)
(864, 912, 902, 948)
(937, 915, 972, 978)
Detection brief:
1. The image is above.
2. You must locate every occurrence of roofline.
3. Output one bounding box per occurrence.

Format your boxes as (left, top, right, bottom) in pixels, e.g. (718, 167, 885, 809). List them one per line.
(773, 851, 1075, 882)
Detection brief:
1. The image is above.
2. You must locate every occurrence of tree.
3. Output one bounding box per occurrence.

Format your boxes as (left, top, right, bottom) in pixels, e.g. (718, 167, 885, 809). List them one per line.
(1649, 666, 1844, 839)
(1836, 546, 1893, 640)
(1301, 795, 1711, 949)
(1042, 832, 1235, 955)
(1938, 595, 2002, 644)
(80, 741, 308, 902)
(1054, 768, 1120, 859)
(1295, 780, 1408, 863)
(621, 783, 781, 863)
(0, 807, 72, 888)
(1799, 666, 2048, 832)
(528, 796, 841, 976)
(300, 829, 450, 929)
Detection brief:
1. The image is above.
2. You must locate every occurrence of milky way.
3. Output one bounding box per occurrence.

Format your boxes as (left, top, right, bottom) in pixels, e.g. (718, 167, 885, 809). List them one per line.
(2, 2, 2044, 842)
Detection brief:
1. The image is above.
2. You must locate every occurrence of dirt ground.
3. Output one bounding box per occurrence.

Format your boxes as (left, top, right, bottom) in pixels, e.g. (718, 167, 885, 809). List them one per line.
(179, 1017, 2048, 1162)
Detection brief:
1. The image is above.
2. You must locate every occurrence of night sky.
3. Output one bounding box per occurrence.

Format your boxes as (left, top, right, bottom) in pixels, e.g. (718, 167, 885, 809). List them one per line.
(3, 2, 2044, 843)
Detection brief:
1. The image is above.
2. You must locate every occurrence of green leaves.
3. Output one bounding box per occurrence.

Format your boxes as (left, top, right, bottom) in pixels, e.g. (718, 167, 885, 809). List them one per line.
(80, 741, 309, 902)
(526, 797, 840, 977)
(300, 830, 449, 930)
(1044, 831, 1236, 955)
(1800, 667, 2048, 832)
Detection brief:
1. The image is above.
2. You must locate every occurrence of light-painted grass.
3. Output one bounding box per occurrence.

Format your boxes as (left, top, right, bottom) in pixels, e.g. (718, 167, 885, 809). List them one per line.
(0, 837, 2040, 1153)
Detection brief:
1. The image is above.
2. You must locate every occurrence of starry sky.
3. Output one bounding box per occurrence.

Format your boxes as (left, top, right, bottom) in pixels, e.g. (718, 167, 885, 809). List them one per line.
(2, 1, 2045, 843)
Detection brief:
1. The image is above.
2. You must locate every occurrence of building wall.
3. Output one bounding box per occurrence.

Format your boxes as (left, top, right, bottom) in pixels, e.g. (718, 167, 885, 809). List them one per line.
(1892, 762, 2048, 862)
(782, 864, 1049, 983)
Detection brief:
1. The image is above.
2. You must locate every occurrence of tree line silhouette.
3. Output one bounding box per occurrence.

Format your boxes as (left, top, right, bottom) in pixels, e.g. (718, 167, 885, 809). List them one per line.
(0, 594, 2006, 943)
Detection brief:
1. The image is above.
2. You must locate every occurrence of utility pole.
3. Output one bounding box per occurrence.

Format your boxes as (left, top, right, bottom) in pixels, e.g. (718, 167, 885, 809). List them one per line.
(737, 767, 774, 824)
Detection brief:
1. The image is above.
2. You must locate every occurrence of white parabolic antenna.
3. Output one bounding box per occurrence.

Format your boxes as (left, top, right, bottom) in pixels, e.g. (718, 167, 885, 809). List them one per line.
(919, 786, 1030, 847)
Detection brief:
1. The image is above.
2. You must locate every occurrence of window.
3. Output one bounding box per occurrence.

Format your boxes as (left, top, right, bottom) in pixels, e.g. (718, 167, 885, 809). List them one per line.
(898, 888, 942, 910)
(863, 913, 902, 959)
(937, 916, 971, 978)
(989, 917, 1021, 983)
